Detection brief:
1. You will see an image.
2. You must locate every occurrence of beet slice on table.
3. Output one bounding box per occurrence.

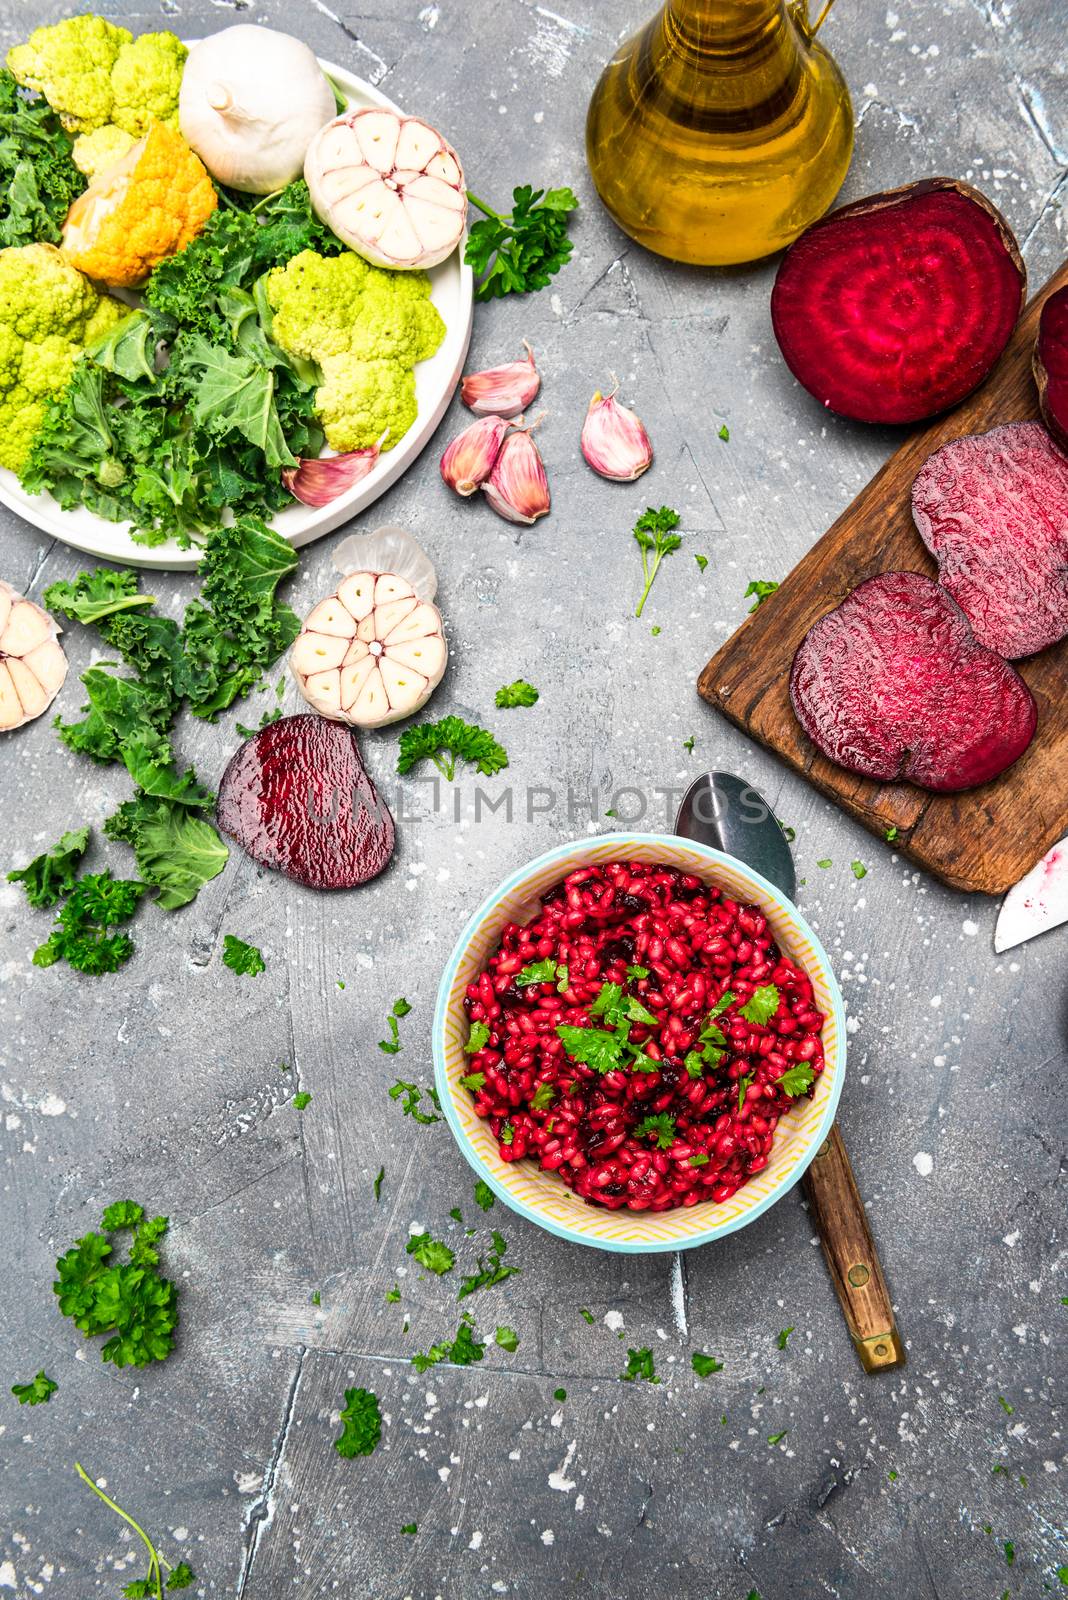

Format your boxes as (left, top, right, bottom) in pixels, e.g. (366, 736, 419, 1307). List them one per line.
(789, 571, 1037, 792)
(911, 421, 1068, 658)
(217, 713, 396, 889)
(1034, 284, 1068, 452)
(771, 178, 1025, 425)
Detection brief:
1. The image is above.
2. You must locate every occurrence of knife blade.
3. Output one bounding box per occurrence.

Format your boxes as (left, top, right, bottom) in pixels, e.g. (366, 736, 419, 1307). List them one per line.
(994, 838, 1068, 953)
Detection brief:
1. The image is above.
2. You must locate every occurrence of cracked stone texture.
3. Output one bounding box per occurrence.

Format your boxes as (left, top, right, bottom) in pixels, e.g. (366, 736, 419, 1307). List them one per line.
(0, 0, 1065, 1596)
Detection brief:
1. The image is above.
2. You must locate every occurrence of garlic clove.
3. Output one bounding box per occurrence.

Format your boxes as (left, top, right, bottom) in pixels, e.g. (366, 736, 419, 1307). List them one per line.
(290, 630, 350, 676)
(482, 428, 551, 525)
(282, 441, 383, 508)
(336, 572, 377, 622)
(581, 385, 654, 482)
(302, 598, 356, 638)
(460, 342, 540, 418)
(440, 414, 509, 496)
(387, 634, 447, 676)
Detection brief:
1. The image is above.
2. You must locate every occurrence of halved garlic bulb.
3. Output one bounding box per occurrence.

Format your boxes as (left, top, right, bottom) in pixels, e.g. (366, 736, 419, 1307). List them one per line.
(304, 108, 466, 270)
(291, 572, 447, 728)
(0, 581, 67, 732)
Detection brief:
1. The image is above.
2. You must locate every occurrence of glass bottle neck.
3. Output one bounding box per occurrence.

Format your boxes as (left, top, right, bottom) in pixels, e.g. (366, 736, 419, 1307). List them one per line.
(662, 0, 812, 51)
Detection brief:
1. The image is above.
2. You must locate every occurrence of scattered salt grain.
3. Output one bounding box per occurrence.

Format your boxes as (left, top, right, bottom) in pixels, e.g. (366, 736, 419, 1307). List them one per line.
(912, 1151, 933, 1177)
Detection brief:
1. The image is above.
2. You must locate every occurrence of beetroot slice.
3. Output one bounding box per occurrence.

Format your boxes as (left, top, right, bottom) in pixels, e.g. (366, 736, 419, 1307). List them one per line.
(771, 179, 1025, 424)
(911, 420, 1068, 658)
(790, 572, 1037, 792)
(216, 713, 395, 890)
(1034, 284, 1068, 452)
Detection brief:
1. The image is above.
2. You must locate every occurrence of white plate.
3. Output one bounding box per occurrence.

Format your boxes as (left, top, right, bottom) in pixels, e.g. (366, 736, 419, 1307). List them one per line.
(0, 56, 473, 571)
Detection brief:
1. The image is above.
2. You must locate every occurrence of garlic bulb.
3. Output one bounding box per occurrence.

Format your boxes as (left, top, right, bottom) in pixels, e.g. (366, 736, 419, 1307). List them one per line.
(179, 25, 337, 195)
(291, 527, 446, 727)
(305, 108, 466, 269)
(0, 581, 67, 732)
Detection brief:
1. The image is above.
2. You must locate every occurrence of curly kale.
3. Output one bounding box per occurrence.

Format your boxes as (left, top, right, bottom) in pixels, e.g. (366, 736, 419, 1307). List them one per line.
(0, 70, 86, 247)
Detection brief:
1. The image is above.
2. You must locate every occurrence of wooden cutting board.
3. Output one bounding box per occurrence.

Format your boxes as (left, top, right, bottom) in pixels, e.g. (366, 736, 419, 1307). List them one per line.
(698, 260, 1068, 896)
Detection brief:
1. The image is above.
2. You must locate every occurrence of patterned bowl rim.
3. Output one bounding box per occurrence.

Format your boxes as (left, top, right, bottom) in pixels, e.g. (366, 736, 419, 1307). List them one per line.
(432, 834, 846, 1253)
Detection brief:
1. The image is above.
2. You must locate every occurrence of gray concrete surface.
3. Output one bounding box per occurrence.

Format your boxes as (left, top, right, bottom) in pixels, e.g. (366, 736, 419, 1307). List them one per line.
(1, 0, 1066, 1596)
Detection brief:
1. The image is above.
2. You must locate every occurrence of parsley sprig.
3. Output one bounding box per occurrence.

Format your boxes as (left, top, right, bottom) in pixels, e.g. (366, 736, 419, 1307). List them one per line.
(54, 1201, 178, 1368)
(633, 506, 683, 618)
(396, 715, 508, 781)
(75, 1462, 195, 1596)
(465, 185, 578, 301)
(555, 978, 660, 1078)
(32, 870, 147, 975)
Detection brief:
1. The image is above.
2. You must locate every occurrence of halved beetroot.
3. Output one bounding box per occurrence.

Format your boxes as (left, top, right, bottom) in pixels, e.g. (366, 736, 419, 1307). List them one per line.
(1034, 284, 1068, 452)
(912, 421, 1068, 658)
(771, 179, 1025, 424)
(216, 713, 395, 890)
(790, 572, 1037, 792)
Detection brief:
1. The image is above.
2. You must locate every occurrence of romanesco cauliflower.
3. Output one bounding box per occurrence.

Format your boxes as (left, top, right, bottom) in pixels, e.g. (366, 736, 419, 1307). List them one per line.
(71, 124, 135, 178)
(7, 15, 186, 139)
(265, 250, 445, 452)
(0, 243, 125, 473)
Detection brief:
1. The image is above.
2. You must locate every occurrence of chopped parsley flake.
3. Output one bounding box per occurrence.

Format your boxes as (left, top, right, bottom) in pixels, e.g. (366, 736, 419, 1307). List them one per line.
(221, 934, 265, 976)
(620, 1347, 659, 1384)
(465, 1021, 490, 1054)
(406, 1232, 455, 1276)
(691, 1352, 723, 1377)
(11, 1370, 57, 1406)
(335, 1387, 381, 1458)
(495, 680, 539, 708)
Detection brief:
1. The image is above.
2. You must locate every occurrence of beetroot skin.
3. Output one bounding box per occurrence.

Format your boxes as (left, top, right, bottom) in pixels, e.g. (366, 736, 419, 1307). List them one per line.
(216, 713, 395, 889)
(790, 572, 1037, 792)
(912, 421, 1068, 658)
(1034, 285, 1068, 452)
(771, 178, 1025, 425)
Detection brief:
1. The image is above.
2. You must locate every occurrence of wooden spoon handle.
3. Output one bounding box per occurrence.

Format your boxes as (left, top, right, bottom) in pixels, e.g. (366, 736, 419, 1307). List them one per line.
(801, 1123, 905, 1372)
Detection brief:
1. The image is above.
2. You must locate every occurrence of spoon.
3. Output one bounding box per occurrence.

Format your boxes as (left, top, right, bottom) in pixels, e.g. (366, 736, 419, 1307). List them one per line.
(675, 773, 905, 1373)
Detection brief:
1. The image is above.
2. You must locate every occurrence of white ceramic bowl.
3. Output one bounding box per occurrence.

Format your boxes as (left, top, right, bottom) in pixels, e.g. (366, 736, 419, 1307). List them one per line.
(0, 55, 473, 571)
(433, 834, 846, 1253)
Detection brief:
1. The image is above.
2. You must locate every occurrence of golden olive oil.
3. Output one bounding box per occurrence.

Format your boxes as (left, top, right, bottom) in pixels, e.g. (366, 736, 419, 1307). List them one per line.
(585, 0, 854, 266)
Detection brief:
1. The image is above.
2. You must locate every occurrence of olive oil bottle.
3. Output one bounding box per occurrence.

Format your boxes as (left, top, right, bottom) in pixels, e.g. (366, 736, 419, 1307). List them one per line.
(585, 0, 853, 266)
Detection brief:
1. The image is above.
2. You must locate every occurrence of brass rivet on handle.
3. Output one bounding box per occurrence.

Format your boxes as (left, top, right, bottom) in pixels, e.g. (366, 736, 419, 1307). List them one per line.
(847, 1263, 870, 1288)
(874, 1343, 888, 1357)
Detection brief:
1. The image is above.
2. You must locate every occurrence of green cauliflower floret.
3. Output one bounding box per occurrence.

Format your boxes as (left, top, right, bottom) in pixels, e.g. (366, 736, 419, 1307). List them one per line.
(7, 16, 186, 137)
(0, 243, 126, 473)
(317, 357, 419, 456)
(265, 249, 446, 453)
(71, 124, 135, 178)
(109, 31, 187, 137)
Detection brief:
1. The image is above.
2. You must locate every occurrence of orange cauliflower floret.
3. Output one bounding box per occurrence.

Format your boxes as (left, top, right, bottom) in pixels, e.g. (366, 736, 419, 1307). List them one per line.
(62, 123, 216, 288)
